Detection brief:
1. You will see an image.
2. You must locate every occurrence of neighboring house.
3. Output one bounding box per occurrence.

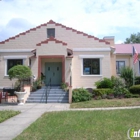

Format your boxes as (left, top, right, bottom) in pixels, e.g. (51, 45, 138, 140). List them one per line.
(1, 20, 138, 90)
(115, 44, 140, 75)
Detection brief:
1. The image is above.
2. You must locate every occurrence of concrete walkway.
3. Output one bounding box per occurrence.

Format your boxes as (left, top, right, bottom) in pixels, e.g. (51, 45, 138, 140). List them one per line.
(0, 104, 140, 140)
(0, 103, 70, 140)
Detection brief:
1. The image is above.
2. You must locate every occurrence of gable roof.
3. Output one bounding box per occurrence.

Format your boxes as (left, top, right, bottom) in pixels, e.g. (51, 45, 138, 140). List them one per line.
(115, 44, 140, 54)
(0, 20, 110, 45)
(36, 37, 67, 46)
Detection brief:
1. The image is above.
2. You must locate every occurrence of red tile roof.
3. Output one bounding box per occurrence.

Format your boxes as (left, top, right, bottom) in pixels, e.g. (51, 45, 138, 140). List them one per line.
(36, 37, 67, 46)
(0, 20, 110, 45)
(115, 44, 140, 54)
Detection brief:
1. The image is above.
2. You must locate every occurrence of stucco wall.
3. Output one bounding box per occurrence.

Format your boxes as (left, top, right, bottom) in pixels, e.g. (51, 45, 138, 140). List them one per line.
(0, 52, 32, 87)
(72, 51, 111, 88)
(0, 21, 112, 88)
(116, 55, 140, 76)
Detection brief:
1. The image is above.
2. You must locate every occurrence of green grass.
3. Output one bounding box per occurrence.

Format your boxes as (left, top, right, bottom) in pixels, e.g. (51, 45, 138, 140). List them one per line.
(71, 98, 140, 108)
(0, 110, 20, 123)
(14, 109, 140, 140)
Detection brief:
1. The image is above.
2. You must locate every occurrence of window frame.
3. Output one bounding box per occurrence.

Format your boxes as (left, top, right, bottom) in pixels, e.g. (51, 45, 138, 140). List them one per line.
(47, 28, 55, 38)
(7, 59, 23, 74)
(79, 55, 103, 76)
(83, 58, 100, 75)
(116, 61, 125, 74)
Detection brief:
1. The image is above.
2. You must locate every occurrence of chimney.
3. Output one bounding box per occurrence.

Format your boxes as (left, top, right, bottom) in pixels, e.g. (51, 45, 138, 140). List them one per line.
(103, 36, 114, 46)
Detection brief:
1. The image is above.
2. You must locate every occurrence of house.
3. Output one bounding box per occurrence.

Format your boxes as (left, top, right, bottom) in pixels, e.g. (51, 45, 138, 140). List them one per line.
(0, 20, 139, 103)
(115, 44, 140, 75)
(0, 20, 117, 89)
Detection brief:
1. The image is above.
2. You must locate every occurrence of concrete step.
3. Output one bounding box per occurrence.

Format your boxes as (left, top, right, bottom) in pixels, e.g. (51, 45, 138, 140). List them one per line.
(47, 100, 68, 103)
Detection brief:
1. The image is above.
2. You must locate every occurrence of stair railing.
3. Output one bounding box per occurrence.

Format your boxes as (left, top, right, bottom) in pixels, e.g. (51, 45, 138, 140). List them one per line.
(45, 78, 51, 103)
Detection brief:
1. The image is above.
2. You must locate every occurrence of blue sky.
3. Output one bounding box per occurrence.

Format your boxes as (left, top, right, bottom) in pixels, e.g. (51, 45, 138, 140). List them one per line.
(0, 0, 140, 44)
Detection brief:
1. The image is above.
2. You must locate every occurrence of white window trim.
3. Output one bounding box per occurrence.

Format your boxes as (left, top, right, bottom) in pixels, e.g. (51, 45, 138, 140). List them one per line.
(4, 56, 26, 76)
(73, 48, 111, 52)
(79, 55, 103, 76)
(4, 56, 27, 59)
(0, 49, 34, 53)
(79, 55, 104, 59)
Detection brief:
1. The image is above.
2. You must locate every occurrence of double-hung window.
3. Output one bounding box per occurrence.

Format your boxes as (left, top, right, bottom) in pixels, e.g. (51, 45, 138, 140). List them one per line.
(116, 61, 125, 74)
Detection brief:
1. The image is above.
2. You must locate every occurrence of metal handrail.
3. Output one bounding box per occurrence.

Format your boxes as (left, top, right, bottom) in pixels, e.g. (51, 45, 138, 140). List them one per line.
(45, 78, 52, 103)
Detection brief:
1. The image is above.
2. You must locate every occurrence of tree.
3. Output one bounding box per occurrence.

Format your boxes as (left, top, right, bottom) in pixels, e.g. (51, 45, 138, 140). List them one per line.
(8, 65, 32, 91)
(124, 32, 140, 44)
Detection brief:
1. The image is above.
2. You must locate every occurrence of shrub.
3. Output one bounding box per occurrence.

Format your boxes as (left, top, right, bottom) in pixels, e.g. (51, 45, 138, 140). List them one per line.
(95, 78, 113, 88)
(135, 76, 140, 85)
(93, 88, 113, 98)
(112, 77, 126, 96)
(61, 82, 68, 91)
(124, 93, 133, 98)
(72, 88, 92, 102)
(132, 94, 140, 98)
(129, 85, 140, 94)
(8, 65, 32, 91)
(120, 67, 133, 88)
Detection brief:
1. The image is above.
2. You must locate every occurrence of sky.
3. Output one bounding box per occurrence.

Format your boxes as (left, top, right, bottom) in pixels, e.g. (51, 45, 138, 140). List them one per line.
(0, 0, 140, 44)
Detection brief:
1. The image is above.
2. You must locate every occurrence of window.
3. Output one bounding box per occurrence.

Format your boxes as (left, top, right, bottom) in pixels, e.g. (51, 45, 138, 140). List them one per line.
(47, 28, 55, 38)
(116, 61, 125, 74)
(83, 59, 100, 75)
(7, 59, 23, 74)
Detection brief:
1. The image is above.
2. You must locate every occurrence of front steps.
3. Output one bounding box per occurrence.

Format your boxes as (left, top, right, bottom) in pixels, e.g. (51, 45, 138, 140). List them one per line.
(26, 86, 69, 103)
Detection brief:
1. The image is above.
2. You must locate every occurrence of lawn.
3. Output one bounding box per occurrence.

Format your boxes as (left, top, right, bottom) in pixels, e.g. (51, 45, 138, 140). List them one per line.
(0, 110, 20, 123)
(14, 109, 140, 140)
(71, 98, 140, 108)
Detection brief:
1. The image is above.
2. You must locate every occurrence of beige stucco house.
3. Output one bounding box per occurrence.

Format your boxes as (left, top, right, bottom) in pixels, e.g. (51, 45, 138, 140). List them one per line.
(0, 20, 117, 90)
(115, 44, 140, 76)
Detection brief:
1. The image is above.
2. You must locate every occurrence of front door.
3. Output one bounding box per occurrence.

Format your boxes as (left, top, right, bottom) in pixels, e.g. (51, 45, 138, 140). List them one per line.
(45, 62, 62, 86)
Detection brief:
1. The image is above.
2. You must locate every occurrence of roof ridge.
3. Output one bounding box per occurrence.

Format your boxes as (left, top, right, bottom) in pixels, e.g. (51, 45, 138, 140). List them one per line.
(0, 19, 110, 45)
(36, 37, 67, 46)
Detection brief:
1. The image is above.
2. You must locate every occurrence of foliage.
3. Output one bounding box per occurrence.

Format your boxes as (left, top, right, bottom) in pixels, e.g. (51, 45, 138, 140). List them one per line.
(95, 78, 113, 89)
(35, 78, 42, 88)
(124, 32, 140, 43)
(129, 85, 140, 94)
(132, 94, 140, 98)
(0, 110, 20, 123)
(124, 93, 133, 98)
(93, 88, 113, 97)
(61, 82, 68, 91)
(111, 77, 127, 96)
(72, 88, 92, 102)
(32, 78, 42, 91)
(8, 65, 32, 91)
(120, 67, 133, 88)
(135, 76, 140, 85)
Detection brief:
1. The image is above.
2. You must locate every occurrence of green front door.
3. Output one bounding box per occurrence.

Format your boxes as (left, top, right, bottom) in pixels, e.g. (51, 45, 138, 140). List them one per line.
(45, 62, 62, 86)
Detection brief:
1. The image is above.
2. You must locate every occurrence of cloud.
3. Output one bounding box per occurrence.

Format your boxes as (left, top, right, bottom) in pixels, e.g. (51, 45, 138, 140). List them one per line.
(0, 18, 33, 41)
(0, 0, 140, 42)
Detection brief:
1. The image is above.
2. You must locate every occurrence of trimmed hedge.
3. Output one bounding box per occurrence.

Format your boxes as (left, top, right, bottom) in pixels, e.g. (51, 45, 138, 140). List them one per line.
(72, 88, 92, 102)
(135, 76, 140, 85)
(93, 88, 113, 96)
(95, 78, 113, 88)
(129, 85, 140, 94)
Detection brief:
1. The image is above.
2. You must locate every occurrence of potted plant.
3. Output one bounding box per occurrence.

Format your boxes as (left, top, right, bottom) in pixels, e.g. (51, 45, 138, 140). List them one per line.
(61, 82, 68, 91)
(8, 65, 32, 105)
